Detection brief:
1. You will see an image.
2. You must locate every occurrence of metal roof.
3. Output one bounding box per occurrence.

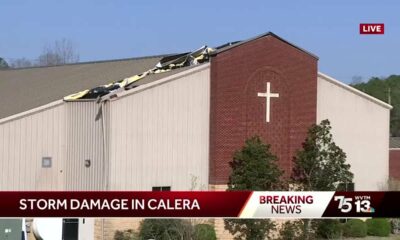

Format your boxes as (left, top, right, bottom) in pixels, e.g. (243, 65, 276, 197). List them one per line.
(0, 55, 164, 119)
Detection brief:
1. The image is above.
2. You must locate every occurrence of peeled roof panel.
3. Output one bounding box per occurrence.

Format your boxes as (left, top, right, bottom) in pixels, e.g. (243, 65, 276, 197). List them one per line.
(64, 46, 214, 100)
(126, 65, 197, 89)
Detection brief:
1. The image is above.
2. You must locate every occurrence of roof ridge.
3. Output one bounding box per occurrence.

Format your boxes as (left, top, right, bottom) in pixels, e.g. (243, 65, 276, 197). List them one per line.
(213, 31, 319, 60)
(1, 53, 173, 71)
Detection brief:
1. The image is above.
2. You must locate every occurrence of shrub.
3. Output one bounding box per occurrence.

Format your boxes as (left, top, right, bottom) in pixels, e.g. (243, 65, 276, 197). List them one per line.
(278, 220, 304, 240)
(343, 219, 367, 238)
(192, 224, 216, 240)
(366, 218, 391, 237)
(114, 229, 137, 240)
(139, 219, 193, 240)
(316, 219, 342, 239)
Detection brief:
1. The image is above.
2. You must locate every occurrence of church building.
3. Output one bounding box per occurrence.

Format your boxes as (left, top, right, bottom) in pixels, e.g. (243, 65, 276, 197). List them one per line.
(0, 32, 392, 239)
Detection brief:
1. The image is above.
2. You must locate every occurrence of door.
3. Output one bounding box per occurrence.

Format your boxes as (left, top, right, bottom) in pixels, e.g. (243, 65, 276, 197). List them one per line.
(62, 219, 79, 240)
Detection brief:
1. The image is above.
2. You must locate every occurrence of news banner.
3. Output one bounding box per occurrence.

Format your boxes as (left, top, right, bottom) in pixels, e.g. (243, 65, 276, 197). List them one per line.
(0, 191, 400, 218)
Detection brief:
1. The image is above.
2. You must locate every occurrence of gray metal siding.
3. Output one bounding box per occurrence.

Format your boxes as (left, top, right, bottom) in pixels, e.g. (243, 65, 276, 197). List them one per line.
(0, 65, 210, 192)
(0, 100, 107, 191)
(0, 103, 66, 190)
(65, 101, 106, 190)
(108, 66, 210, 190)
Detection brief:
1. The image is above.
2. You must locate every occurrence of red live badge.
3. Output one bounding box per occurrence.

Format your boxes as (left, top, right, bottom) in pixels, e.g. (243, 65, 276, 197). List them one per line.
(360, 23, 384, 34)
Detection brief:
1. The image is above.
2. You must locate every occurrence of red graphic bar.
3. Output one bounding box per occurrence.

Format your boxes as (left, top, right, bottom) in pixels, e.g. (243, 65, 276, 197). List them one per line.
(1, 191, 400, 218)
(323, 192, 399, 218)
(0, 191, 251, 218)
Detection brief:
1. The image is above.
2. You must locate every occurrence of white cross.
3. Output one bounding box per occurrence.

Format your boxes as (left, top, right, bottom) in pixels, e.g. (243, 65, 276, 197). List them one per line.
(257, 82, 279, 123)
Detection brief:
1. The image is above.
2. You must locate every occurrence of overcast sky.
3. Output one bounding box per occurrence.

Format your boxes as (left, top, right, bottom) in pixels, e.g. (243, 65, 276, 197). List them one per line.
(1, 0, 399, 83)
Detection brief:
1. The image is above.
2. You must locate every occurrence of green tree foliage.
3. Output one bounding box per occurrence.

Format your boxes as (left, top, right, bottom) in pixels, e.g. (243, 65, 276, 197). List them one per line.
(138, 219, 193, 240)
(0, 57, 9, 69)
(224, 136, 284, 240)
(227, 136, 284, 191)
(291, 120, 354, 239)
(352, 75, 400, 136)
(192, 224, 217, 240)
(291, 119, 353, 191)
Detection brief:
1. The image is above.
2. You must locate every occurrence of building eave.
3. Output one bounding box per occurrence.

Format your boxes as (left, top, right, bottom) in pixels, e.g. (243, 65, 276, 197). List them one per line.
(318, 72, 393, 110)
(0, 100, 64, 125)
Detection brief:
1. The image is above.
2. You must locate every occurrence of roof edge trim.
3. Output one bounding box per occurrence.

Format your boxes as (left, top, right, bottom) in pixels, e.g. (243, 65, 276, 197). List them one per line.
(318, 72, 393, 110)
(0, 100, 64, 125)
(2, 54, 172, 71)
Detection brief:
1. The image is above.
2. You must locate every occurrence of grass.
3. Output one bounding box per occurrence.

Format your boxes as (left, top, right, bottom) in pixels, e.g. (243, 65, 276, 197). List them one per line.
(345, 234, 400, 240)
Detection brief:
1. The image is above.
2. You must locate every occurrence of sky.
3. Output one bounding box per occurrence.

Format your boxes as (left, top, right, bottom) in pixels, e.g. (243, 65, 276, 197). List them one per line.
(1, 0, 399, 83)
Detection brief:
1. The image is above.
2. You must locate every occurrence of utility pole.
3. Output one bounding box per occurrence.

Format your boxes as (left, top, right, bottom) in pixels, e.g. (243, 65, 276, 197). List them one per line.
(388, 86, 392, 105)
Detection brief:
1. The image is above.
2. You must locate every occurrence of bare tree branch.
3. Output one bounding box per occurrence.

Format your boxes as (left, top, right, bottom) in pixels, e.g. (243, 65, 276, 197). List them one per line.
(38, 38, 79, 66)
(9, 58, 33, 68)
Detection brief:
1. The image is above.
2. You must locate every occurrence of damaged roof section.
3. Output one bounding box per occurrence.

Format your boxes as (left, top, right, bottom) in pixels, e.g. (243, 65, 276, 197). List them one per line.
(64, 46, 215, 101)
(0, 31, 318, 119)
(65, 33, 316, 101)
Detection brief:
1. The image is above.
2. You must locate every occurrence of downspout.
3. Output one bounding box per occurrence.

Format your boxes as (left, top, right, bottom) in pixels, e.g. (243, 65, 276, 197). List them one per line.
(100, 101, 108, 240)
(100, 101, 109, 191)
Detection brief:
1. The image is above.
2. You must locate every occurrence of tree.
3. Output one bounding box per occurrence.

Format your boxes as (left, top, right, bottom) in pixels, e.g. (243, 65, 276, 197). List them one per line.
(291, 119, 353, 239)
(139, 219, 193, 240)
(9, 58, 33, 68)
(351, 75, 363, 85)
(352, 75, 400, 136)
(192, 224, 217, 240)
(224, 136, 284, 240)
(0, 57, 9, 69)
(6, 39, 79, 68)
(38, 38, 79, 66)
(291, 119, 353, 191)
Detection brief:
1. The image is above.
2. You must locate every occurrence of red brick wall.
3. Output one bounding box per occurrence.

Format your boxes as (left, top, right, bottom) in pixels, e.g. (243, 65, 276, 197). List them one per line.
(390, 150, 400, 180)
(209, 35, 318, 185)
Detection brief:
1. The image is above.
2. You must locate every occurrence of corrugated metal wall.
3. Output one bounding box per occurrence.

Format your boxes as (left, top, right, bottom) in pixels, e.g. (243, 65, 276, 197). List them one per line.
(65, 101, 106, 190)
(0, 100, 106, 191)
(0, 103, 66, 190)
(0, 65, 210, 192)
(108, 66, 210, 190)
